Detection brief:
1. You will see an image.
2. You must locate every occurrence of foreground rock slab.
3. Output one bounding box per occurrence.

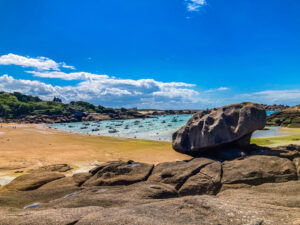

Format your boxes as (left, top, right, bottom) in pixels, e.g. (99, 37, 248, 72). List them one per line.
(28, 164, 72, 173)
(222, 155, 297, 186)
(0, 145, 300, 225)
(3, 172, 65, 191)
(2, 194, 299, 225)
(83, 160, 154, 186)
(179, 161, 221, 196)
(148, 158, 214, 190)
(0, 206, 103, 225)
(172, 102, 266, 154)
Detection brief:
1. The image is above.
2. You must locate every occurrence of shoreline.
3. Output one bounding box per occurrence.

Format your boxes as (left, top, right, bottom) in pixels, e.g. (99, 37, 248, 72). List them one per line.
(251, 127, 300, 146)
(1, 122, 300, 186)
(0, 123, 191, 185)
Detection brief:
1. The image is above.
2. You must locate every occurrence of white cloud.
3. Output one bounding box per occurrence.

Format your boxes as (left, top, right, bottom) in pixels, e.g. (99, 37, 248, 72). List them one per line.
(5, 53, 297, 109)
(0, 53, 74, 71)
(27, 71, 109, 80)
(217, 87, 229, 91)
(27, 71, 197, 89)
(0, 53, 202, 109)
(0, 74, 201, 109)
(60, 62, 75, 70)
(0, 74, 61, 98)
(2, 72, 298, 109)
(204, 87, 229, 93)
(185, 0, 206, 12)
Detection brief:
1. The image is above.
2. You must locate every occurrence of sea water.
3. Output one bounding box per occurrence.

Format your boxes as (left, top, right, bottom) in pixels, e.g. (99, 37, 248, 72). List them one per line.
(48, 111, 280, 142)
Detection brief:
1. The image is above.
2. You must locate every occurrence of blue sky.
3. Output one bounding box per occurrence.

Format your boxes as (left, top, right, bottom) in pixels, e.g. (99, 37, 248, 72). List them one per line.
(0, 0, 300, 109)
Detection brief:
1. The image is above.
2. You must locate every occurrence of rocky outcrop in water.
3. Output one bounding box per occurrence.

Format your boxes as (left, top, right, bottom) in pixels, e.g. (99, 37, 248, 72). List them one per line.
(172, 102, 266, 155)
(0, 144, 299, 225)
(266, 105, 300, 128)
(260, 104, 289, 111)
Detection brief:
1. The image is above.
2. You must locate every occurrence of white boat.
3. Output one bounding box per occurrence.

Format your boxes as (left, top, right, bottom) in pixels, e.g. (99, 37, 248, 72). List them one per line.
(108, 129, 118, 133)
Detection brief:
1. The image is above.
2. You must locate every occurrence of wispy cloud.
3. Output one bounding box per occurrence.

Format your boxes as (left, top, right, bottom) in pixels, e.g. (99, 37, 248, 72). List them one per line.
(185, 0, 206, 12)
(204, 87, 229, 93)
(27, 71, 109, 80)
(27, 71, 196, 89)
(237, 89, 300, 106)
(60, 62, 75, 70)
(0, 53, 74, 71)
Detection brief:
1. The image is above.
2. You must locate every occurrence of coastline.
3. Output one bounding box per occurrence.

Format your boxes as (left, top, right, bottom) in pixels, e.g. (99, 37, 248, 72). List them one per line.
(0, 123, 191, 185)
(1, 121, 300, 186)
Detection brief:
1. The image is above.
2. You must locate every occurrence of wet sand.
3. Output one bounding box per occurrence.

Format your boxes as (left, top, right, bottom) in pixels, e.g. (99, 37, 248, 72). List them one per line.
(251, 127, 300, 146)
(0, 123, 191, 183)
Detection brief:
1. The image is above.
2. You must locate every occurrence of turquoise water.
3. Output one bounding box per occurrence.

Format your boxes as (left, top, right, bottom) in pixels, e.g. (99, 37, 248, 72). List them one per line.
(266, 110, 278, 116)
(48, 114, 192, 141)
(48, 111, 279, 141)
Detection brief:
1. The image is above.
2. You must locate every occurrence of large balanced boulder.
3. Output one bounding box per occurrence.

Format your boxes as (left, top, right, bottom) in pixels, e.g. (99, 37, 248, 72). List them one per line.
(172, 102, 266, 154)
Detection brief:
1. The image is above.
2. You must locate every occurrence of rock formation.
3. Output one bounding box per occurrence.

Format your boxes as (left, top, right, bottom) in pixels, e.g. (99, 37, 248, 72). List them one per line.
(0, 144, 299, 225)
(1, 102, 300, 224)
(266, 105, 300, 128)
(260, 104, 289, 111)
(172, 102, 266, 154)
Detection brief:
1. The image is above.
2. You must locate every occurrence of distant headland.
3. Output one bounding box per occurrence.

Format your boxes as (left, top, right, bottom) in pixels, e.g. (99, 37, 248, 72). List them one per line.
(0, 91, 291, 124)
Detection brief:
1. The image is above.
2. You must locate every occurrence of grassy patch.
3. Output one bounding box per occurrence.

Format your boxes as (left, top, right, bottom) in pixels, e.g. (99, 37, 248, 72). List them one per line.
(12, 173, 24, 178)
(251, 138, 275, 146)
(251, 134, 300, 146)
(72, 165, 79, 169)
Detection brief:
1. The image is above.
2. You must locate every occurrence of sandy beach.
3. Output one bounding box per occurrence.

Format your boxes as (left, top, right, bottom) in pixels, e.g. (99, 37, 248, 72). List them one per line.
(1, 122, 300, 185)
(0, 123, 191, 183)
